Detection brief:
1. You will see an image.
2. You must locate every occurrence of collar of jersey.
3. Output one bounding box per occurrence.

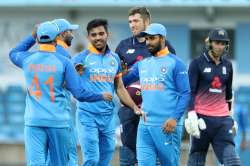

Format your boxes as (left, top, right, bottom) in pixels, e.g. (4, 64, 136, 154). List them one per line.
(155, 47, 169, 57)
(57, 39, 69, 49)
(87, 43, 110, 55)
(39, 44, 56, 52)
(204, 51, 225, 63)
(132, 36, 146, 46)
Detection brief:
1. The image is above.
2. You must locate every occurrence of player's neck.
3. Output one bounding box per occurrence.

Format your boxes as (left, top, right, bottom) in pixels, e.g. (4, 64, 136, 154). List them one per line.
(99, 46, 107, 55)
(136, 36, 146, 43)
(154, 46, 169, 57)
(208, 50, 221, 65)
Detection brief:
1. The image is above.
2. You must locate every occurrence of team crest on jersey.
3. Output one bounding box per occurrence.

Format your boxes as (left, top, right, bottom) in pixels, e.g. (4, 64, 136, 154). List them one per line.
(110, 60, 115, 66)
(160, 67, 167, 74)
(222, 66, 227, 75)
(126, 49, 135, 54)
(218, 30, 225, 36)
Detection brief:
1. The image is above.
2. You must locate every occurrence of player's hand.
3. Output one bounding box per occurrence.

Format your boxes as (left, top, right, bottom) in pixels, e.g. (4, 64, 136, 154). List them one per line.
(184, 111, 206, 138)
(133, 105, 147, 122)
(162, 118, 177, 133)
(32, 24, 39, 39)
(102, 92, 113, 101)
(75, 63, 84, 75)
(240, 138, 249, 151)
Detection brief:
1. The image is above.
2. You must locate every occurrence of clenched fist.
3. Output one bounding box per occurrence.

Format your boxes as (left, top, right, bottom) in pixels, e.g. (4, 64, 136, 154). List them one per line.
(102, 92, 113, 101)
(162, 119, 177, 133)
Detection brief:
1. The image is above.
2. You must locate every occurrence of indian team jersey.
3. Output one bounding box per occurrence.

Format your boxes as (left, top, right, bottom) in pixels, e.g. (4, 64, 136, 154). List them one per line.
(56, 41, 72, 113)
(73, 44, 122, 114)
(123, 47, 190, 126)
(9, 35, 103, 128)
(23, 49, 71, 127)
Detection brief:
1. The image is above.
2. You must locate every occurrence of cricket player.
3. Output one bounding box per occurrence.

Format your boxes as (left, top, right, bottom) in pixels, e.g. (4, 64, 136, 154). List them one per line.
(185, 28, 241, 166)
(123, 23, 190, 166)
(115, 7, 176, 165)
(9, 21, 112, 165)
(72, 18, 141, 166)
(51, 18, 79, 166)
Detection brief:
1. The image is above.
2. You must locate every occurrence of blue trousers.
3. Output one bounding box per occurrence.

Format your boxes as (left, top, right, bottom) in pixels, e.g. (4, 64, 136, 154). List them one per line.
(77, 111, 116, 166)
(45, 121, 78, 166)
(136, 124, 182, 166)
(24, 126, 71, 166)
(118, 106, 139, 166)
(187, 114, 241, 166)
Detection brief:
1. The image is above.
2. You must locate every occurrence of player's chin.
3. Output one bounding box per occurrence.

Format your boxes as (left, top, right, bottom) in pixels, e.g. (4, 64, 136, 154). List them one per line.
(94, 44, 105, 50)
(132, 31, 140, 36)
(147, 47, 155, 53)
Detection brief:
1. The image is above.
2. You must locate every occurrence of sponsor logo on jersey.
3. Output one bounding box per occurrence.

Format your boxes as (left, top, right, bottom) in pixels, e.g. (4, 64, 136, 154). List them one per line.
(141, 77, 165, 91)
(203, 67, 211, 73)
(126, 49, 135, 54)
(209, 76, 222, 93)
(110, 60, 115, 66)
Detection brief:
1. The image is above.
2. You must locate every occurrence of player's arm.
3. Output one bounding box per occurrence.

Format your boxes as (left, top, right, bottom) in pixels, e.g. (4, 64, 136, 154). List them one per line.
(122, 62, 140, 87)
(72, 52, 86, 75)
(9, 35, 36, 68)
(163, 60, 191, 133)
(225, 62, 233, 111)
(173, 60, 191, 120)
(184, 59, 206, 138)
(64, 59, 112, 102)
(115, 74, 141, 116)
(187, 59, 200, 111)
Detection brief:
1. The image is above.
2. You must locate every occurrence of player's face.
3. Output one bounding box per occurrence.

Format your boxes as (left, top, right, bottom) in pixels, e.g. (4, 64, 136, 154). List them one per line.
(145, 35, 162, 55)
(88, 26, 108, 52)
(128, 13, 147, 37)
(62, 30, 74, 46)
(211, 40, 227, 58)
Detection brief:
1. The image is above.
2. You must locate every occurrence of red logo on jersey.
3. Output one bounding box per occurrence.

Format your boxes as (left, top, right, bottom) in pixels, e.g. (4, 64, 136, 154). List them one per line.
(211, 76, 222, 89)
(136, 55, 143, 61)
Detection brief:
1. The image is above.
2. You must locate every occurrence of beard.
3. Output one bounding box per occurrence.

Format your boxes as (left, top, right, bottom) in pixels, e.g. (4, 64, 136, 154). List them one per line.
(93, 39, 106, 52)
(64, 36, 73, 46)
(147, 43, 162, 55)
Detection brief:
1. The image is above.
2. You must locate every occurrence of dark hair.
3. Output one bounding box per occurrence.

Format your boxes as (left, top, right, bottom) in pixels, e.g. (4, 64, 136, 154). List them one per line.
(87, 18, 108, 34)
(128, 6, 151, 21)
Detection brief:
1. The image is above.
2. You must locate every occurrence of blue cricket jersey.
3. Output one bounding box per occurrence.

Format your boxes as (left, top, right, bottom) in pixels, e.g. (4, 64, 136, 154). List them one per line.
(56, 39, 71, 59)
(72, 44, 122, 115)
(123, 47, 191, 125)
(9, 35, 103, 127)
(56, 40, 72, 113)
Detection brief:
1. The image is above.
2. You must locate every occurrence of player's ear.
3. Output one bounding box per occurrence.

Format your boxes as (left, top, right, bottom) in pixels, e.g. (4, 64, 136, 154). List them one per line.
(144, 18, 150, 27)
(160, 36, 165, 42)
(55, 36, 60, 41)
